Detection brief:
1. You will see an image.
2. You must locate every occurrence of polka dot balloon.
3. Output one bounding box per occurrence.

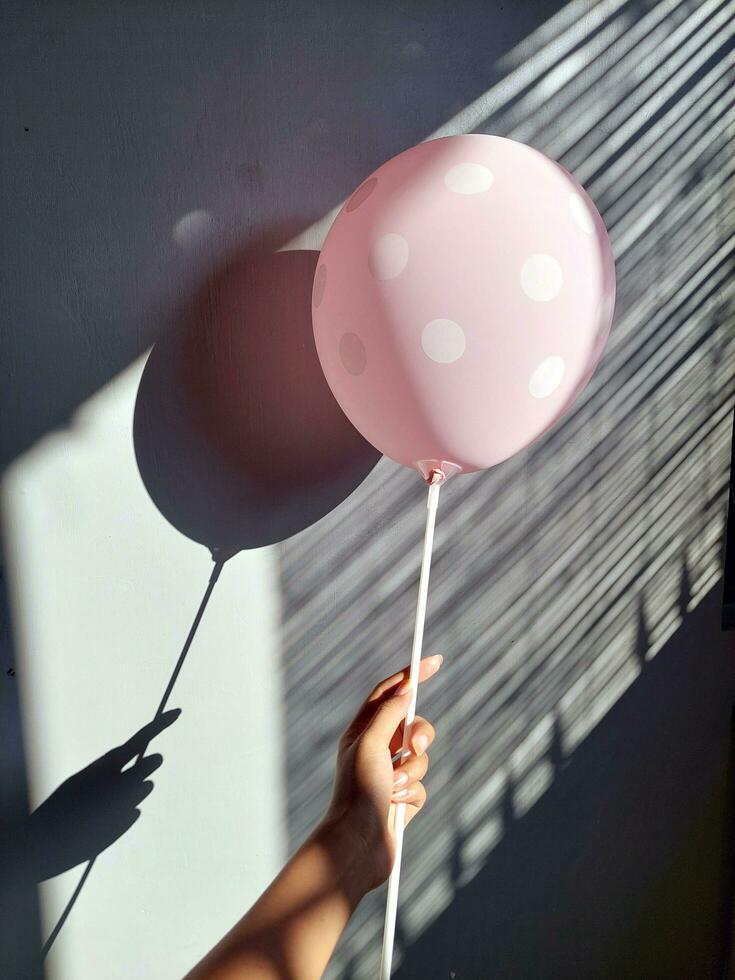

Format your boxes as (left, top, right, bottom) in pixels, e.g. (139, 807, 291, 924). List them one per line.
(312, 134, 616, 476)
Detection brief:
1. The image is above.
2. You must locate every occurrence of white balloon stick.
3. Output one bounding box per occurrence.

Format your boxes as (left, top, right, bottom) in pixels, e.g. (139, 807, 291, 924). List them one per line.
(380, 474, 443, 979)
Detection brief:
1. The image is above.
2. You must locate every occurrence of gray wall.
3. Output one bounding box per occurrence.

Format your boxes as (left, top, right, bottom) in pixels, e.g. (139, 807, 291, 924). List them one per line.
(2, 1, 735, 978)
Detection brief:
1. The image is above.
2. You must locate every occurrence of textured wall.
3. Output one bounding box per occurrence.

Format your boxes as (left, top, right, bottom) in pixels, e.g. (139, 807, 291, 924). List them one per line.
(2, 2, 735, 978)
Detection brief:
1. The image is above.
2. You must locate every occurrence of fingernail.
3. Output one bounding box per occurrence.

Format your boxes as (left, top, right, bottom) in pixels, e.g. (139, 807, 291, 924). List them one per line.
(393, 771, 408, 788)
(396, 680, 411, 696)
(431, 654, 444, 669)
(413, 734, 429, 755)
(393, 788, 409, 800)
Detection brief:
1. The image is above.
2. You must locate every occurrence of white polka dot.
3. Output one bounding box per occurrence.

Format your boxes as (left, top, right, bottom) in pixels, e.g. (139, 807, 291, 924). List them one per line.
(172, 210, 215, 247)
(529, 356, 565, 398)
(444, 163, 494, 195)
(339, 333, 366, 376)
(369, 233, 409, 280)
(421, 319, 466, 363)
(520, 254, 563, 301)
(569, 192, 595, 235)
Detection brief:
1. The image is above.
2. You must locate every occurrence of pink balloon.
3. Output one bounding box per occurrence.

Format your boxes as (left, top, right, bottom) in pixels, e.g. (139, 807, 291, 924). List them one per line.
(312, 134, 616, 476)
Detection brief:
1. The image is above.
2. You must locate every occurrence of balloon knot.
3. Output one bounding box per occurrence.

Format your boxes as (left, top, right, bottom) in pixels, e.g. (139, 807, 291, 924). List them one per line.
(427, 468, 445, 486)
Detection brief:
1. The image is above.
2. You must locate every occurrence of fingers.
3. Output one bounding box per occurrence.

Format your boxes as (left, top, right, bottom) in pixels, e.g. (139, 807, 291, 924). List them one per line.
(346, 656, 443, 742)
(100, 806, 143, 850)
(366, 655, 443, 705)
(362, 688, 412, 747)
(392, 752, 428, 794)
(389, 712, 436, 761)
(118, 755, 162, 802)
(393, 779, 426, 804)
(403, 783, 427, 827)
(392, 717, 434, 799)
(407, 716, 435, 758)
(129, 753, 163, 780)
(109, 709, 181, 768)
(126, 709, 181, 753)
(133, 780, 155, 805)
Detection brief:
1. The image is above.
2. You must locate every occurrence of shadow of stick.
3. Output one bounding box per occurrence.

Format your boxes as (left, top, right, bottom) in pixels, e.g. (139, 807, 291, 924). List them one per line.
(41, 557, 226, 959)
(42, 243, 379, 960)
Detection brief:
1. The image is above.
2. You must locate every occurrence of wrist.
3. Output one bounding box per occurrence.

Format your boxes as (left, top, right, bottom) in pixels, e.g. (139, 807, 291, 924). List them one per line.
(314, 810, 387, 899)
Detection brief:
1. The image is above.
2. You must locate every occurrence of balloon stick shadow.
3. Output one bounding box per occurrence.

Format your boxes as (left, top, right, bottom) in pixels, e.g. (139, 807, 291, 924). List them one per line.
(41, 247, 379, 956)
(39, 559, 223, 959)
(133, 247, 380, 556)
(40, 246, 378, 956)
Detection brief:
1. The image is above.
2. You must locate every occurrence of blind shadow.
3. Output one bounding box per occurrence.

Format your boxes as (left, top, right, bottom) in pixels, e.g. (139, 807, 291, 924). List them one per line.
(394, 583, 735, 979)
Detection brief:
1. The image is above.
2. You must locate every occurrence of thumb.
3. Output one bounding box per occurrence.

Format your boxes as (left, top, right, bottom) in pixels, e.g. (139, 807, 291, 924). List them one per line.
(363, 685, 412, 747)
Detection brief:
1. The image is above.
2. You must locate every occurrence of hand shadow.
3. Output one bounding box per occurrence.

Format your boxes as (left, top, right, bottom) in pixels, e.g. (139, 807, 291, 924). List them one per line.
(22, 709, 180, 882)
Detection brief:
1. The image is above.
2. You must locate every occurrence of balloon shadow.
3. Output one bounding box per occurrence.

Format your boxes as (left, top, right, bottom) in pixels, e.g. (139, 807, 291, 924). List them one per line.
(133, 247, 380, 555)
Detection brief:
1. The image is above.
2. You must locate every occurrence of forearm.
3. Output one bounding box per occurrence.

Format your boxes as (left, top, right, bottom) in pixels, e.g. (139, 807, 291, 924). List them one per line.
(186, 817, 373, 980)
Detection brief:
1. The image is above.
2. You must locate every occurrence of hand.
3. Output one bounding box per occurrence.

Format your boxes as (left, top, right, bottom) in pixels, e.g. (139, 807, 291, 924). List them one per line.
(321, 655, 442, 891)
(25, 709, 181, 880)
(185, 667, 440, 979)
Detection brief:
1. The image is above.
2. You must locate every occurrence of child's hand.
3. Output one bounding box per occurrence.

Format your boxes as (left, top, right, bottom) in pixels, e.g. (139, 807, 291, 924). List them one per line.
(321, 655, 442, 890)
